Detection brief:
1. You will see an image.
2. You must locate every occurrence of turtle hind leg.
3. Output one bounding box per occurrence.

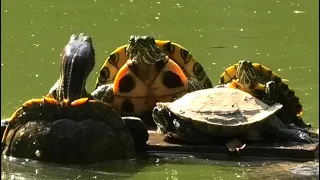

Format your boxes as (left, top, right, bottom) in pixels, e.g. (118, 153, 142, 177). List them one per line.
(264, 116, 315, 144)
(260, 81, 280, 106)
(276, 107, 312, 129)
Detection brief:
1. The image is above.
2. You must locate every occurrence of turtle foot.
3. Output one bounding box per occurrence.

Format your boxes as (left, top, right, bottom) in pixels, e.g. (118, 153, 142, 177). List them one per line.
(226, 139, 246, 152)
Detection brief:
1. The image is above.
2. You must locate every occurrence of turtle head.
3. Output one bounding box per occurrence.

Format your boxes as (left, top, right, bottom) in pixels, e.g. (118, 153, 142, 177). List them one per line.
(126, 35, 166, 65)
(236, 60, 258, 90)
(58, 33, 95, 102)
(152, 103, 175, 134)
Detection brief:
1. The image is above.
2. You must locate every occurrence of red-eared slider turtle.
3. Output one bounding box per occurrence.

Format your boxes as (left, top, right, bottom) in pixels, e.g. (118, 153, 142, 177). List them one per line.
(1, 34, 147, 164)
(152, 87, 314, 145)
(92, 35, 212, 124)
(219, 60, 310, 128)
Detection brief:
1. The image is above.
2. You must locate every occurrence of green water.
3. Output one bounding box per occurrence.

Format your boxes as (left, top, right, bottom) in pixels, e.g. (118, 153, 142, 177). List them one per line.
(1, 0, 319, 179)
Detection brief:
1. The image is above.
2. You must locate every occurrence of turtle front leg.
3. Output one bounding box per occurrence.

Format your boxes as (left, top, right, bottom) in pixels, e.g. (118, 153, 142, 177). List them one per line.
(91, 84, 115, 104)
(261, 81, 280, 106)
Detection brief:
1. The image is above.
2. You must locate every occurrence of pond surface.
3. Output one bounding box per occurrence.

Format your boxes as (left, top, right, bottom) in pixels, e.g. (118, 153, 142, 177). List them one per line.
(1, 0, 319, 179)
(1, 154, 319, 180)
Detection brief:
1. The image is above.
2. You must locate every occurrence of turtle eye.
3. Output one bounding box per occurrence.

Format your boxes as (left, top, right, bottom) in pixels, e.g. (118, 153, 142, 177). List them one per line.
(83, 36, 92, 43)
(70, 34, 77, 41)
(148, 36, 155, 42)
(129, 36, 136, 42)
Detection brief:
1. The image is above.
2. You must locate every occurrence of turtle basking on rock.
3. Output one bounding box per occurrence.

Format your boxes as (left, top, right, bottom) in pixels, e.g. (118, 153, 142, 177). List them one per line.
(92, 35, 212, 125)
(152, 86, 314, 147)
(219, 60, 310, 129)
(1, 34, 148, 164)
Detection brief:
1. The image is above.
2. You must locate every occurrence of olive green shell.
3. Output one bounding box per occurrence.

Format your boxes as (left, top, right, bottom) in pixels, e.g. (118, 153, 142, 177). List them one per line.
(219, 62, 303, 116)
(2, 97, 135, 163)
(157, 87, 282, 137)
(95, 40, 213, 89)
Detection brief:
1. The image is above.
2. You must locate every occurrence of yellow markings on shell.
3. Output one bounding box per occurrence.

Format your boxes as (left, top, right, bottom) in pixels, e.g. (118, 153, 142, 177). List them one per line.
(22, 98, 44, 107)
(220, 64, 239, 84)
(252, 63, 278, 80)
(95, 45, 129, 87)
(45, 93, 54, 98)
(22, 97, 60, 108)
(8, 107, 24, 123)
(71, 98, 89, 106)
(156, 40, 204, 82)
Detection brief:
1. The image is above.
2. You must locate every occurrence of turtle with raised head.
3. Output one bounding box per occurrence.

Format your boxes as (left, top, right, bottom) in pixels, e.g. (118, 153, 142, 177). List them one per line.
(152, 87, 314, 146)
(1, 34, 147, 164)
(92, 35, 212, 124)
(219, 60, 310, 128)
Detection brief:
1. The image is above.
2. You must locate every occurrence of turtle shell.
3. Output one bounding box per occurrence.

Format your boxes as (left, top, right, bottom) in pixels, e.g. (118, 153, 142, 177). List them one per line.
(95, 40, 212, 89)
(108, 57, 189, 117)
(1, 97, 135, 164)
(219, 61, 303, 116)
(157, 87, 283, 137)
(94, 39, 212, 118)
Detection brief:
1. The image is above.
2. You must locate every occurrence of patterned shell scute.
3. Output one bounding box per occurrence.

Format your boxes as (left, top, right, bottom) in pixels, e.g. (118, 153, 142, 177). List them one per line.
(166, 87, 283, 126)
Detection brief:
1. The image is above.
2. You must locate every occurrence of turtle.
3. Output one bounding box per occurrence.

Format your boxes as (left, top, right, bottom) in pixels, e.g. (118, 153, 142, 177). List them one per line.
(152, 86, 314, 146)
(219, 60, 310, 128)
(92, 35, 213, 125)
(1, 33, 148, 164)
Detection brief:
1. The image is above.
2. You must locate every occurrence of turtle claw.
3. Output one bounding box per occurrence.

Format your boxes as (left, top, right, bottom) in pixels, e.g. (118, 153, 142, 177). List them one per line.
(226, 139, 246, 152)
(262, 81, 280, 106)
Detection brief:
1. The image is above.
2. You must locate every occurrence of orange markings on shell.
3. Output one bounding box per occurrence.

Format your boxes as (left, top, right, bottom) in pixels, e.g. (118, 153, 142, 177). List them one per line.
(166, 59, 188, 83)
(43, 97, 59, 104)
(113, 64, 148, 96)
(151, 59, 188, 97)
(113, 63, 130, 93)
(71, 98, 89, 106)
(22, 98, 44, 107)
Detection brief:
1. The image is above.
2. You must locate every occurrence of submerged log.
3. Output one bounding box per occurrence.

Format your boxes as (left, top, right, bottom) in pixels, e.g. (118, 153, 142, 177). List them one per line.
(146, 131, 319, 161)
(2, 118, 318, 161)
